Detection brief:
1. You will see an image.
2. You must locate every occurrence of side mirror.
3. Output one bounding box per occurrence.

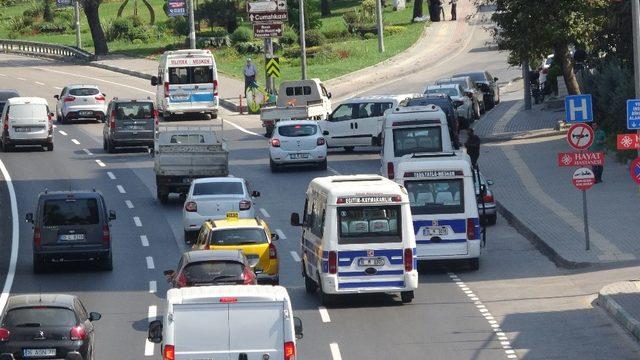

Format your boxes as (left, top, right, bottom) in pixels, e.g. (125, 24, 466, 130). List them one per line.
(108, 210, 116, 221)
(479, 184, 487, 196)
(163, 269, 175, 281)
(323, 130, 329, 136)
(53, 95, 59, 100)
(271, 233, 280, 241)
(25, 213, 33, 223)
(294, 317, 303, 339)
(486, 179, 494, 186)
(327, 92, 332, 99)
(89, 312, 101, 322)
(151, 76, 159, 86)
(290, 212, 301, 227)
(251, 190, 261, 197)
(148, 320, 163, 344)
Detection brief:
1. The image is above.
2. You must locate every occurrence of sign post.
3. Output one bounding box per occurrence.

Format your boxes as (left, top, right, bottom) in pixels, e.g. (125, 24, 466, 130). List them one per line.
(566, 123, 594, 150)
(571, 167, 595, 250)
(247, 0, 287, 93)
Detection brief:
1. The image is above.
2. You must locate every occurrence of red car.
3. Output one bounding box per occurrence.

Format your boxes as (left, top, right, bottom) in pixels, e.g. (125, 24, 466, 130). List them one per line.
(164, 250, 257, 288)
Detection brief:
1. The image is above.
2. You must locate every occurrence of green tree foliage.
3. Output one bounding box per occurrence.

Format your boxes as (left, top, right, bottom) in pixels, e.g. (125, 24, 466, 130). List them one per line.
(287, 0, 321, 33)
(197, 0, 238, 33)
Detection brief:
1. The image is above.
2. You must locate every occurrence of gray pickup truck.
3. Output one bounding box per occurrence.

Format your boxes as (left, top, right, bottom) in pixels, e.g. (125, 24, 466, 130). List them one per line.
(154, 123, 229, 204)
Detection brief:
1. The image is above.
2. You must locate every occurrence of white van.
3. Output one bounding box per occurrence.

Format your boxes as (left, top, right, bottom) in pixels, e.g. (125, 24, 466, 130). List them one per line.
(0, 97, 53, 152)
(290, 175, 418, 305)
(151, 49, 219, 119)
(395, 155, 481, 269)
(380, 105, 453, 179)
(148, 285, 303, 360)
(320, 94, 412, 150)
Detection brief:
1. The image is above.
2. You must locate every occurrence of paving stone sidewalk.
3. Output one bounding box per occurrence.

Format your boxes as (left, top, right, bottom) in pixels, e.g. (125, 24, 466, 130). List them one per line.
(598, 281, 640, 342)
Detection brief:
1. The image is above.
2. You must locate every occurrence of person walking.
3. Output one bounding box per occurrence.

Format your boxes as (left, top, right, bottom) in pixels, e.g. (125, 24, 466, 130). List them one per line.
(438, 0, 446, 21)
(465, 128, 481, 168)
(589, 122, 606, 183)
(243, 58, 257, 96)
(449, 0, 457, 20)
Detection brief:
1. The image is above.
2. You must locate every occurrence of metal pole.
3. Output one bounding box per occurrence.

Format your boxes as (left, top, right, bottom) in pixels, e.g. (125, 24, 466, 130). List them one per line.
(299, 0, 307, 80)
(632, 0, 640, 156)
(375, 0, 385, 53)
(74, 0, 81, 49)
(582, 189, 590, 250)
(188, 0, 196, 49)
(523, 59, 531, 110)
(264, 38, 274, 93)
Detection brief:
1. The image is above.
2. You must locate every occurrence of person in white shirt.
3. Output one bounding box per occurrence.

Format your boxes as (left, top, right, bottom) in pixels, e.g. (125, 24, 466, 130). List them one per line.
(244, 58, 258, 95)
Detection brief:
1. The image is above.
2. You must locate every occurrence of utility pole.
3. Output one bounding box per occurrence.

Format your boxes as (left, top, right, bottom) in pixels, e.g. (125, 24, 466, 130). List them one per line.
(375, 0, 384, 53)
(523, 59, 531, 110)
(74, 0, 81, 49)
(299, 0, 307, 80)
(187, 0, 196, 49)
(264, 38, 274, 93)
(632, 0, 640, 156)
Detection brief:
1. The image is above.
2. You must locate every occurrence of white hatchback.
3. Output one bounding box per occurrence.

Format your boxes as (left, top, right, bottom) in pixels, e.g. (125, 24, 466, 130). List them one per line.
(269, 120, 327, 172)
(54, 84, 108, 123)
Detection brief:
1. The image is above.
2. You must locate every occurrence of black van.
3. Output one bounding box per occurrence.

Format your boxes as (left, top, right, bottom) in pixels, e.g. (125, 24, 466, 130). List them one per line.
(25, 190, 116, 273)
(103, 98, 157, 153)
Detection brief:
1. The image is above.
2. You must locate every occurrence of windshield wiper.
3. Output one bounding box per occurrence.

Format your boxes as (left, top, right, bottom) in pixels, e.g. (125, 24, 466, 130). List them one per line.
(15, 323, 41, 327)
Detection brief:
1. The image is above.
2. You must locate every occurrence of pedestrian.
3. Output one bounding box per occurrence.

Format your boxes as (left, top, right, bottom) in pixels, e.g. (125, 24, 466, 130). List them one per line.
(589, 122, 606, 183)
(243, 58, 257, 96)
(449, 0, 457, 20)
(465, 128, 481, 168)
(438, 0, 446, 21)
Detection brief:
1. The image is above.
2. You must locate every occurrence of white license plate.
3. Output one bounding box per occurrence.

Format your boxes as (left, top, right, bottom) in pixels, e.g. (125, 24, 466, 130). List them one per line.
(59, 234, 85, 241)
(289, 153, 309, 159)
(358, 257, 385, 266)
(423, 226, 448, 236)
(125, 125, 144, 130)
(23, 348, 56, 357)
(14, 127, 31, 132)
(79, 111, 93, 116)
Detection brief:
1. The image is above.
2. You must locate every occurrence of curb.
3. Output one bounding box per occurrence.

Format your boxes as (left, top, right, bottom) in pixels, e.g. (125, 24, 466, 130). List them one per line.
(598, 284, 640, 341)
(480, 129, 567, 143)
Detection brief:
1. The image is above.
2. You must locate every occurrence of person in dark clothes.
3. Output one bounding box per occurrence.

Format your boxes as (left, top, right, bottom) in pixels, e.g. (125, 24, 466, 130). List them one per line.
(465, 128, 481, 168)
(438, 0, 446, 20)
(450, 0, 457, 20)
(589, 122, 606, 183)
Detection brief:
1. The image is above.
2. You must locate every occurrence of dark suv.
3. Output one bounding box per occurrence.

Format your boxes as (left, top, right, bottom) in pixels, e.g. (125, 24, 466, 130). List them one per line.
(0, 294, 101, 360)
(25, 190, 116, 273)
(102, 98, 157, 153)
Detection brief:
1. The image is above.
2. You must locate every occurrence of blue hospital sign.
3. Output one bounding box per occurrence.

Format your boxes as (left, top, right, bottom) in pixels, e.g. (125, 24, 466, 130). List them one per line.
(627, 100, 640, 130)
(565, 95, 593, 123)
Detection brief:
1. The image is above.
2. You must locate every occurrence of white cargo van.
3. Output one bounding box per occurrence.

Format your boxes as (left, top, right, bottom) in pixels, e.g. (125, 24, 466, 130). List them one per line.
(0, 97, 54, 152)
(290, 175, 418, 305)
(151, 49, 219, 119)
(380, 105, 453, 179)
(148, 285, 303, 360)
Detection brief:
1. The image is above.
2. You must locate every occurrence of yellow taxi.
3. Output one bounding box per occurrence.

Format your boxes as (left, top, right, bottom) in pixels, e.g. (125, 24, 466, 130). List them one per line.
(192, 212, 280, 284)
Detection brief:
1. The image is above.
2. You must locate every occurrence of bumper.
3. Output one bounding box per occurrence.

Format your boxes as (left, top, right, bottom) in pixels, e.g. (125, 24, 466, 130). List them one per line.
(5, 135, 52, 145)
(36, 247, 110, 262)
(321, 271, 418, 295)
(478, 204, 496, 217)
(0, 341, 86, 360)
(415, 241, 481, 261)
(165, 101, 219, 114)
(111, 138, 154, 147)
(182, 210, 254, 231)
(270, 148, 327, 164)
(63, 110, 106, 121)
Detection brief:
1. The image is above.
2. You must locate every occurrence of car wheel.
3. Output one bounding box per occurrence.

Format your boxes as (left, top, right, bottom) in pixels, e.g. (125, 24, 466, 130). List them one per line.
(303, 263, 318, 293)
(270, 159, 279, 173)
(33, 254, 46, 274)
(157, 188, 169, 204)
(343, 146, 354, 152)
(106, 140, 114, 153)
(63, 114, 72, 124)
(468, 258, 480, 271)
(487, 214, 497, 225)
(265, 126, 274, 138)
(103, 138, 107, 151)
(45, 143, 54, 151)
(99, 253, 113, 271)
(184, 230, 196, 244)
(271, 275, 280, 286)
(211, 112, 218, 119)
(400, 291, 414, 304)
(318, 159, 328, 170)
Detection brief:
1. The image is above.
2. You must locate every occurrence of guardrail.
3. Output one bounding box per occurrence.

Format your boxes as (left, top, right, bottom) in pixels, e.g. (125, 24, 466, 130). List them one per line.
(0, 39, 94, 61)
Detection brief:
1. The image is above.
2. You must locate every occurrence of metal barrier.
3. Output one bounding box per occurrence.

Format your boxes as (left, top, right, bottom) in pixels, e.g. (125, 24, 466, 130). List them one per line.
(0, 39, 94, 61)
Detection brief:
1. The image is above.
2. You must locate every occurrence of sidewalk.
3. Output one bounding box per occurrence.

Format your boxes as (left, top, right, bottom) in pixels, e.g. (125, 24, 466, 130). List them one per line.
(598, 281, 640, 342)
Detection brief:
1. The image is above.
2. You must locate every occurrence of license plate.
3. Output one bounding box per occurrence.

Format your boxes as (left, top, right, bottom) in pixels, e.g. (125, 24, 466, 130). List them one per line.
(423, 226, 448, 236)
(14, 127, 31, 132)
(125, 125, 144, 130)
(289, 153, 309, 159)
(79, 111, 92, 116)
(59, 234, 85, 241)
(358, 257, 385, 266)
(23, 349, 56, 357)
(173, 94, 189, 100)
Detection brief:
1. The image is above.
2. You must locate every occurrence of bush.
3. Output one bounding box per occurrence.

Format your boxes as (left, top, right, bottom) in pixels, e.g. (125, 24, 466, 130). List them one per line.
(363, 32, 376, 40)
(230, 27, 252, 44)
(198, 26, 228, 38)
(281, 26, 298, 45)
(23, 2, 44, 19)
(166, 16, 189, 36)
(343, 11, 358, 33)
(107, 16, 151, 42)
(283, 45, 301, 58)
(234, 40, 263, 54)
(323, 28, 350, 40)
(7, 15, 33, 34)
(197, 0, 238, 33)
(384, 25, 406, 35)
(36, 22, 67, 33)
(305, 29, 326, 47)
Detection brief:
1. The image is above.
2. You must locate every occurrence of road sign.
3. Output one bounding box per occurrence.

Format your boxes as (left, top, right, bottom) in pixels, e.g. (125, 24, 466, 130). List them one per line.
(56, 0, 72, 7)
(249, 12, 288, 22)
(254, 23, 284, 38)
(167, 0, 187, 16)
(617, 134, 640, 150)
(565, 94, 593, 123)
(630, 158, 640, 185)
(266, 57, 281, 77)
(557, 152, 604, 167)
(572, 167, 596, 191)
(247, 0, 287, 13)
(627, 100, 640, 130)
(566, 123, 594, 150)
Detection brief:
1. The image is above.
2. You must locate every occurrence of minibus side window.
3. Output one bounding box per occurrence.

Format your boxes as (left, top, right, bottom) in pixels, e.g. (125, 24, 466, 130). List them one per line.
(309, 201, 326, 238)
(337, 206, 401, 244)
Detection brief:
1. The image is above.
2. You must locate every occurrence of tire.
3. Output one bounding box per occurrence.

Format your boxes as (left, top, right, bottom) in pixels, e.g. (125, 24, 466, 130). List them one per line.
(318, 273, 334, 306)
(58, 114, 65, 124)
(157, 188, 169, 204)
(271, 275, 280, 286)
(485, 96, 495, 110)
(468, 258, 480, 271)
(45, 143, 53, 151)
(211, 112, 218, 119)
(401, 291, 414, 304)
(106, 140, 114, 153)
(270, 159, 279, 173)
(33, 254, 45, 274)
(103, 138, 107, 151)
(265, 126, 274, 138)
(98, 253, 113, 271)
(184, 230, 196, 244)
(63, 114, 72, 124)
(4, 143, 13, 152)
(487, 214, 497, 225)
(318, 159, 327, 170)
(303, 262, 318, 294)
(343, 146, 354, 152)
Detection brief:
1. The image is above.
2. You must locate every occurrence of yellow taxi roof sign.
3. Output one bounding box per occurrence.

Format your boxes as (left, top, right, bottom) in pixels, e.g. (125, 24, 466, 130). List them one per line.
(226, 211, 239, 221)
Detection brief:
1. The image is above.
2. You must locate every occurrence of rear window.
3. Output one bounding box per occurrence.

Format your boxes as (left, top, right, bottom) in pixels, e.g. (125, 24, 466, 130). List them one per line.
(278, 124, 318, 137)
(115, 103, 154, 120)
(285, 86, 312, 96)
(169, 66, 214, 84)
(406, 98, 450, 109)
(454, 73, 485, 82)
(69, 88, 99, 96)
(169, 134, 205, 144)
(8, 104, 48, 119)
(193, 182, 244, 196)
(425, 87, 459, 97)
(338, 206, 401, 244)
(0, 92, 19, 101)
(393, 127, 443, 157)
(43, 198, 100, 226)
(183, 261, 244, 283)
(210, 228, 268, 246)
(3, 307, 76, 327)
(405, 179, 464, 214)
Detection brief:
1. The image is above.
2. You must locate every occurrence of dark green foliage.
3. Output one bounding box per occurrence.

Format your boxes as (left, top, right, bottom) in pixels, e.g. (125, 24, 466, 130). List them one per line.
(280, 26, 298, 45)
(166, 16, 189, 36)
(305, 29, 326, 47)
(234, 41, 264, 54)
(287, 0, 321, 33)
(230, 27, 252, 44)
(106, 16, 152, 42)
(197, 0, 238, 33)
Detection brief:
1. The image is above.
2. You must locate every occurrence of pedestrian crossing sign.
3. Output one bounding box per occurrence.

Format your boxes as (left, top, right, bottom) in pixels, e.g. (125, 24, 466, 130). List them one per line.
(266, 57, 281, 78)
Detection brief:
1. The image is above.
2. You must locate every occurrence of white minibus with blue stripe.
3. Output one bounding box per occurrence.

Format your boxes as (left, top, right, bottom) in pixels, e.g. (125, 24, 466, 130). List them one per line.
(395, 154, 482, 270)
(290, 175, 418, 305)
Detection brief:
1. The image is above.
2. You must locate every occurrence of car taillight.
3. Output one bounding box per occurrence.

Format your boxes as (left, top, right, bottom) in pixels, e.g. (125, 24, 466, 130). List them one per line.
(269, 243, 277, 260)
(242, 268, 255, 284)
(109, 110, 116, 129)
(328, 251, 337, 274)
(33, 227, 41, 249)
(63, 96, 76, 102)
(317, 137, 325, 146)
(482, 194, 494, 203)
(153, 109, 159, 126)
(95, 95, 106, 102)
(70, 325, 86, 340)
(163, 344, 175, 360)
(3, 114, 8, 131)
(284, 341, 296, 360)
(404, 248, 413, 272)
(176, 273, 187, 288)
(467, 218, 476, 240)
(387, 162, 394, 179)
(0, 328, 9, 342)
(185, 201, 197, 212)
(239, 200, 251, 211)
(102, 225, 110, 247)
(213, 79, 218, 97)
(164, 82, 170, 98)
(271, 138, 280, 147)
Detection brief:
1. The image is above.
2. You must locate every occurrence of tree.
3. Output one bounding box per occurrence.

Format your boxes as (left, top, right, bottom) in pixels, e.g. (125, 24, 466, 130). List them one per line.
(81, 0, 109, 55)
(288, 0, 321, 32)
(44, 0, 54, 22)
(197, 0, 238, 33)
(412, 0, 423, 20)
(320, 0, 330, 17)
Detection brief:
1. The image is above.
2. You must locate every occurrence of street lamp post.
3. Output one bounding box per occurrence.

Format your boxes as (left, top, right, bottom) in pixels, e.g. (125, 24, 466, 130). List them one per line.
(375, 0, 384, 53)
(632, 0, 640, 156)
(74, 0, 81, 49)
(299, 0, 307, 79)
(188, 0, 196, 49)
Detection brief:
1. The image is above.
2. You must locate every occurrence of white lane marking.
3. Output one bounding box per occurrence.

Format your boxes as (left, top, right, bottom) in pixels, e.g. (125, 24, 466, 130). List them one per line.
(35, 81, 45, 86)
(223, 119, 261, 137)
(53, 86, 62, 90)
(17, 77, 25, 81)
(327, 166, 340, 175)
(276, 229, 286, 240)
(95, 159, 106, 167)
(107, 171, 116, 180)
(140, 235, 149, 247)
(318, 307, 331, 323)
(329, 343, 342, 360)
(125, 200, 134, 209)
(148, 305, 157, 320)
(71, 139, 80, 145)
(448, 272, 518, 359)
(259, 208, 270, 218)
(149, 281, 157, 294)
(58, 130, 67, 136)
(290, 251, 301, 262)
(83, 149, 93, 155)
(146, 256, 155, 269)
(144, 339, 154, 357)
(117, 185, 126, 194)
(144, 305, 157, 356)
(0, 159, 19, 316)
(33, 67, 155, 95)
(0, 74, 5, 77)
(134, 216, 142, 227)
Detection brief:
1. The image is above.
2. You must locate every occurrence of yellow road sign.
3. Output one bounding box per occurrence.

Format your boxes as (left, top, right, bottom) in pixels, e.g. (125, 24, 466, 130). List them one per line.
(266, 57, 281, 78)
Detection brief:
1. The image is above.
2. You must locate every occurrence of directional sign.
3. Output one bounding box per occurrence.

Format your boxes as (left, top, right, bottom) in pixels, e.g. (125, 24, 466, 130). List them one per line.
(557, 152, 604, 167)
(249, 12, 288, 22)
(630, 158, 640, 185)
(627, 100, 640, 130)
(572, 167, 596, 191)
(253, 23, 283, 38)
(617, 134, 640, 150)
(266, 57, 281, 77)
(566, 123, 594, 150)
(247, 0, 287, 13)
(167, 0, 187, 16)
(565, 94, 593, 123)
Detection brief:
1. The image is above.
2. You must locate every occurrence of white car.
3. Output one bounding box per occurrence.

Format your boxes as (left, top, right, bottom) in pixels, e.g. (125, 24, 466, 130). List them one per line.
(424, 84, 474, 125)
(0, 97, 54, 152)
(182, 177, 260, 243)
(269, 120, 327, 172)
(54, 84, 108, 123)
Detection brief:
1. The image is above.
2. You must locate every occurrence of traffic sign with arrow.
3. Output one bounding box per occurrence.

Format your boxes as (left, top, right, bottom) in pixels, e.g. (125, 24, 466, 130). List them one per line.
(266, 57, 281, 77)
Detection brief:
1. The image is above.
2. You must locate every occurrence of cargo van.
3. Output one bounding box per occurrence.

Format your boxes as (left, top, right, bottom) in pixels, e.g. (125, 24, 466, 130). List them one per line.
(151, 49, 219, 119)
(380, 105, 453, 179)
(0, 97, 54, 152)
(148, 285, 303, 360)
(290, 175, 418, 305)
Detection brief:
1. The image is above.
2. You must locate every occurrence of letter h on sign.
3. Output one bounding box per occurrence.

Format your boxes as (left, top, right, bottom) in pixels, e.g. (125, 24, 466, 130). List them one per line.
(565, 95, 593, 123)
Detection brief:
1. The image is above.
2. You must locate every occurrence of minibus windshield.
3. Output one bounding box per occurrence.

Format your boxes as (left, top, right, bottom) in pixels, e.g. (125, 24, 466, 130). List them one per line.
(393, 127, 442, 156)
(405, 179, 464, 215)
(338, 205, 402, 244)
